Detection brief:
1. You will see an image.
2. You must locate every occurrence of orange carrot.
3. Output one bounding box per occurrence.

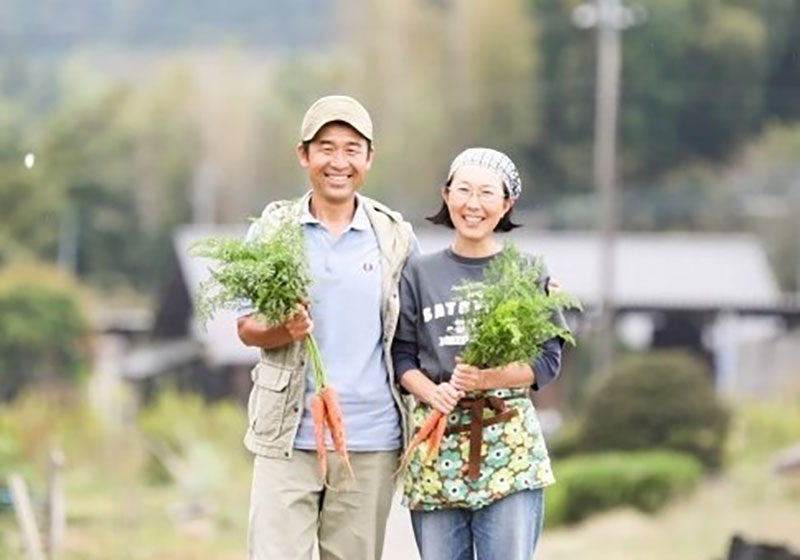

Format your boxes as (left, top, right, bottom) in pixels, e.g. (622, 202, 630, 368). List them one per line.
(321, 386, 354, 479)
(425, 415, 448, 464)
(310, 394, 328, 479)
(399, 409, 443, 472)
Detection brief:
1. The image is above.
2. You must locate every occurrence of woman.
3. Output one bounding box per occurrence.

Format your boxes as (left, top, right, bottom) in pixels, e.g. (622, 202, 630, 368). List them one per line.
(392, 148, 567, 560)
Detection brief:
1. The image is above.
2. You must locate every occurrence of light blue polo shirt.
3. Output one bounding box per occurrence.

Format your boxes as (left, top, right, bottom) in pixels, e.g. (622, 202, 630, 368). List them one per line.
(242, 194, 401, 451)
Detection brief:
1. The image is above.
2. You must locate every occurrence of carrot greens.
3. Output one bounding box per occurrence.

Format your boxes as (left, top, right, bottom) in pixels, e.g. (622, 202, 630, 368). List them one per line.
(454, 242, 580, 369)
(191, 214, 352, 480)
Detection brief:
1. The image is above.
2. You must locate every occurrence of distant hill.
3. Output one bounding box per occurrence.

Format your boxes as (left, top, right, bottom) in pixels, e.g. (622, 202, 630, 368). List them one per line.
(0, 0, 332, 53)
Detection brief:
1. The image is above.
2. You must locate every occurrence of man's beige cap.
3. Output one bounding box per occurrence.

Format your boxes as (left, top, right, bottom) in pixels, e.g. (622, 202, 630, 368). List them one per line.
(300, 95, 374, 143)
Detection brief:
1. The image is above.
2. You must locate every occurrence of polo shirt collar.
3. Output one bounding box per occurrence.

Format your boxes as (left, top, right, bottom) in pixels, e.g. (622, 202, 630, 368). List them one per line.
(300, 192, 371, 232)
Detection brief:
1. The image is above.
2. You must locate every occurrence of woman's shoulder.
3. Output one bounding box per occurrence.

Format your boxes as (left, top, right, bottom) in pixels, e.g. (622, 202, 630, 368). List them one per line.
(512, 248, 551, 290)
(517, 249, 549, 271)
(405, 248, 449, 272)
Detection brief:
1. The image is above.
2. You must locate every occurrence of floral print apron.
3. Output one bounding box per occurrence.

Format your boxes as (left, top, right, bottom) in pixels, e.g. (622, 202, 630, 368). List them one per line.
(403, 387, 555, 511)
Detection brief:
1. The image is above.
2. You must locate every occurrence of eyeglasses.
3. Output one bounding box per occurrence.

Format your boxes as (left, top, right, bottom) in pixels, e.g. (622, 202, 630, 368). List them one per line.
(448, 185, 506, 204)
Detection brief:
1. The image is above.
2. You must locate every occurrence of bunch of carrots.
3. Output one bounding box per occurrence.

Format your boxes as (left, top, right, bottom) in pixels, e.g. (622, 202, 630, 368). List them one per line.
(307, 335, 353, 480)
(405, 410, 448, 467)
(191, 214, 353, 481)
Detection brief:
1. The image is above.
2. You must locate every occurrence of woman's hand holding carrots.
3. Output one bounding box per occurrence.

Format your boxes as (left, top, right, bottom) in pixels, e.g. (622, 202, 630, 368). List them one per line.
(428, 382, 464, 415)
(397, 373, 464, 473)
(450, 359, 487, 393)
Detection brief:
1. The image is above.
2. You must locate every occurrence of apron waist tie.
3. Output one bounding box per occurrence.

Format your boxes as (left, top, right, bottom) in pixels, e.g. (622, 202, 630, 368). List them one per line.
(444, 395, 518, 481)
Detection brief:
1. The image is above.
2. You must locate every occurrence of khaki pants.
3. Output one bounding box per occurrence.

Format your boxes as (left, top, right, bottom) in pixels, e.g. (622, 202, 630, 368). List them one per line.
(248, 449, 399, 560)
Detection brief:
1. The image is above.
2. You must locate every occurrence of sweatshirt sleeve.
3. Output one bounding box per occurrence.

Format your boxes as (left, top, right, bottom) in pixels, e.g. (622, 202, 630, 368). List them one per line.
(392, 260, 421, 384)
(530, 337, 563, 391)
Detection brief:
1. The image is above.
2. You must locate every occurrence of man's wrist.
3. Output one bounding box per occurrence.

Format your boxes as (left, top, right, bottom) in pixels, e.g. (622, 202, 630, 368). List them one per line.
(257, 323, 292, 349)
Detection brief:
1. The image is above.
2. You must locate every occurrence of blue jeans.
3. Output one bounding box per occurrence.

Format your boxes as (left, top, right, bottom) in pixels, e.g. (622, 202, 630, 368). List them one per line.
(410, 489, 545, 560)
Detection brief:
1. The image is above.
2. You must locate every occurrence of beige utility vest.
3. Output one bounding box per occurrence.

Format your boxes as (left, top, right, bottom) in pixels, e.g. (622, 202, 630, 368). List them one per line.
(243, 193, 416, 459)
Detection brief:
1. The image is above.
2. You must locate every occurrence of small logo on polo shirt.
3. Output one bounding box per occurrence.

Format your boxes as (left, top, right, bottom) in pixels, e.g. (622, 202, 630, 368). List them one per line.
(362, 262, 375, 272)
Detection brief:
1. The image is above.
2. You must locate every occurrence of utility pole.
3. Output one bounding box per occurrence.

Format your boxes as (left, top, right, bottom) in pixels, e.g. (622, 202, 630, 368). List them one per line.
(57, 210, 78, 274)
(23, 151, 78, 275)
(446, 0, 470, 144)
(573, 0, 645, 375)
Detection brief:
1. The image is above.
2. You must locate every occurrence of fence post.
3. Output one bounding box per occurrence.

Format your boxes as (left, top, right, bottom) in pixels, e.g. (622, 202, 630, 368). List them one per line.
(7, 474, 46, 560)
(47, 447, 66, 560)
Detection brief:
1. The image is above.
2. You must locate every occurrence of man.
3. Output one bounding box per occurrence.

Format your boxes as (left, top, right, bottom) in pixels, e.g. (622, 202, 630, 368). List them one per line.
(236, 95, 418, 560)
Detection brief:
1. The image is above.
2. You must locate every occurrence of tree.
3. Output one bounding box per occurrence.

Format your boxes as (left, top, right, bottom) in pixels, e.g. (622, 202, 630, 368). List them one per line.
(0, 265, 89, 401)
(531, 0, 773, 189)
(332, 0, 540, 215)
(38, 59, 200, 291)
(0, 99, 62, 263)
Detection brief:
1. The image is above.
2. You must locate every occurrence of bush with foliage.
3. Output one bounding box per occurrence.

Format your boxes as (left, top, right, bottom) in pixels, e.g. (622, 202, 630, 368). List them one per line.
(546, 450, 704, 527)
(0, 264, 90, 401)
(578, 351, 729, 469)
(546, 419, 583, 459)
(0, 389, 105, 487)
(137, 390, 249, 489)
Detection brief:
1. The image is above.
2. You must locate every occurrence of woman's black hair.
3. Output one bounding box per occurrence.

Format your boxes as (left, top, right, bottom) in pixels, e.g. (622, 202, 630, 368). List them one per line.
(425, 179, 521, 232)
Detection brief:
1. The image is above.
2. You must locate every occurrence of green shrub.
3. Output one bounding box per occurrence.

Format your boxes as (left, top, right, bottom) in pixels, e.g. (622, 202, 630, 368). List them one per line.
(545, 450, 703, 527)
(0, 389, 104, 477)
(138, 390, 248, 488)
(546, 420, 582, 459)
(0, 264, 90, 400)
(579, 351, 729, 469)
(138, 390, 245, 453)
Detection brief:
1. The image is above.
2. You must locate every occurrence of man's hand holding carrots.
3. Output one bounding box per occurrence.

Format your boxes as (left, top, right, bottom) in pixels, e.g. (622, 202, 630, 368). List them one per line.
(283, 303, 313, 342)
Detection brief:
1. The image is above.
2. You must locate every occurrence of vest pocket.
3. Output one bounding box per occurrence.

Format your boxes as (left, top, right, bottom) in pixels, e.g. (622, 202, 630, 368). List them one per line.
(249, 361, 292, 441)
